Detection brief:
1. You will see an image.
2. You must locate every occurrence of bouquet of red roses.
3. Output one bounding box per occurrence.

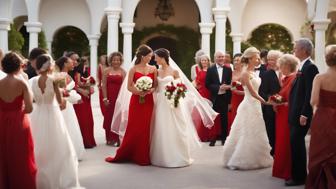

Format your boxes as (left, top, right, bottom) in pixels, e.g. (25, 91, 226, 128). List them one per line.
(231, 81, 242, 90)
(79, 76, 96, 95)
(269, 94, 284, 104)
(164, 80, 187, 108)
(80, 76, 96, 85)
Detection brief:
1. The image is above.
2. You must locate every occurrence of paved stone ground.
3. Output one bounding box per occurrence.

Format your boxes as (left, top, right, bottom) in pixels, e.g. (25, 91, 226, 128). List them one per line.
(78, 92, 306, 189)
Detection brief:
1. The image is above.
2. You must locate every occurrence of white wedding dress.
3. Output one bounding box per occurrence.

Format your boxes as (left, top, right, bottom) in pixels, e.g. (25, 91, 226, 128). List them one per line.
(223, 73, 273, 170)
(29, 76, 81, 189)
(62, 79, 85, 160)
(150, 76, 201, 168)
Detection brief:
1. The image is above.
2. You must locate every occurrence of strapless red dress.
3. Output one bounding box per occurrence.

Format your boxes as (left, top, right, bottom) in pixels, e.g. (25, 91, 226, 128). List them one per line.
(106, 72, 154, 165)
(0, 95, 37, 189)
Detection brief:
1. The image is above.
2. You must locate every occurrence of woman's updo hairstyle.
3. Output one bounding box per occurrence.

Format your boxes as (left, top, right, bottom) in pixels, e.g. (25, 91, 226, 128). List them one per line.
(55, 56, 69, 71)
(241, 47, 260, 65)
(325, 44, 336, 67)
(154, 48, 170, 65)
(36, 54, 52, 72)
(1, 52, 22, 74)
(134, 45, 152, 65)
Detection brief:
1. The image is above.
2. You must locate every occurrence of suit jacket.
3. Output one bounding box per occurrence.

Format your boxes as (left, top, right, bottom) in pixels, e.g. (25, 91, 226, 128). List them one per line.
(259, 69, 281, 101)
(256, 64, 267, 77)
(25, 63, 37, 79)
(205, 64, 232, 106)
(288, 59, 319, 126)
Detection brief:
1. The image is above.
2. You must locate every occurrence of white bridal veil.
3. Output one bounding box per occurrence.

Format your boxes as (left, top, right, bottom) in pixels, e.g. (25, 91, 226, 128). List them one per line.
(111, 57, 218, 137)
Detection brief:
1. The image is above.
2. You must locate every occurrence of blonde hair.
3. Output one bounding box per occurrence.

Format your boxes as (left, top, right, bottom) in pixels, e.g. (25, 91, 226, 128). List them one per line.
(198, 54, 211, 69)
(241, 47, 260, 64)
(325, 44, 336, 67)
(277, 54, 299, 73)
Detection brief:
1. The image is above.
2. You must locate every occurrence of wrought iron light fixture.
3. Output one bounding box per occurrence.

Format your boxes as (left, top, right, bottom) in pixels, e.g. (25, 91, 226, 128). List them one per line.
(155, 0, 175, 21)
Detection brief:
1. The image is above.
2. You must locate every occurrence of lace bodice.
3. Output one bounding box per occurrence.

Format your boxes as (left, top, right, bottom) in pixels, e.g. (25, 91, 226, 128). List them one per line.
(31, 76, 58, 105)
(242, 74, 261, 103)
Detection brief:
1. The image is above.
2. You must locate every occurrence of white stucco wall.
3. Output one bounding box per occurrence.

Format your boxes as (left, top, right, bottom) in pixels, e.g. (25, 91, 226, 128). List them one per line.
(39, 0, 91, 41)
(241, 0, 307, 41)
(134, 0, 199, 30)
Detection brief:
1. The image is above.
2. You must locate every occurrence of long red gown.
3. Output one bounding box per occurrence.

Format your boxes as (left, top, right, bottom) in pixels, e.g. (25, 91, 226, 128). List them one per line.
(305, 89, 336, 189)
(228, 84, 244, 134)
(0, 95, 37, 189)
(98, 65, 106, 116)
(106, 72, 154, 165)
(102, 74, 123, 144)
(73, 73, 96, 148)
(272, 74, 295, 180)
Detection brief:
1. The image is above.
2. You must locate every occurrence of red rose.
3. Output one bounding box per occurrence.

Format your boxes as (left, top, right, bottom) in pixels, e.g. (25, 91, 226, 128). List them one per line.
(89, 76, 96, 85)
(296, 71, 302, 77)
(80, 77, 87, 83)
(63, 90, 70, 97)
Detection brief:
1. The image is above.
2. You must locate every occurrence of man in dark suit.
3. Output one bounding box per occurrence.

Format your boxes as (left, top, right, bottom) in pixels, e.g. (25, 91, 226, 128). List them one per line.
(205, 50, 232, 146)
(286, 38, 319, 186)
(258, 50, 282, 156)
(25, 48, 47, 79)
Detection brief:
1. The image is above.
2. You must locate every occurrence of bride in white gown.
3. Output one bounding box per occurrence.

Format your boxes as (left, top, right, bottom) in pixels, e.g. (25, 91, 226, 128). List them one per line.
(150, 48, 202, 167)
(55, 56, 85, 160)
(29, 55, 81, 188)
(223, 47, 273, 170)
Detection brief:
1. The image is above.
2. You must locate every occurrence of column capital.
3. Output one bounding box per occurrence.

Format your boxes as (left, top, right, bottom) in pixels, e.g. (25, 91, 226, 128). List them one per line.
(88, 34, 101, 46)
(212, 7, 230, 20)
(0, 18, 11, 30)
(312, 19, 331, 30)
(105, 7, 122, 19)
(230, 33, 244, 41)
(120, 22, 135, 34)
(24, 22, 42, 33)
(199, 23, 215, 34)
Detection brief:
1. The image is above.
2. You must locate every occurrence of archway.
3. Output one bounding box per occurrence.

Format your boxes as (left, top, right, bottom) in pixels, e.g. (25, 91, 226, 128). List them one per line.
(146, 36, 178, 61)
(52, 26, 89, 58)
(247, 23, 293, 53)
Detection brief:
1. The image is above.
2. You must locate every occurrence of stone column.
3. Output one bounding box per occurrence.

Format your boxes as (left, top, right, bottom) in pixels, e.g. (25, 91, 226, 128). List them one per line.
(88, 34, 100, 80)
(24, 21, 42, 52)
(213, 7, 230, 52)
(120, 22, 135, 65)
(0, 18, 11, 52)
(199, 23, 215, 56)
(231, 33, 243, 55)
(312, 19, 330, 73)
(104, 7, 122, 55)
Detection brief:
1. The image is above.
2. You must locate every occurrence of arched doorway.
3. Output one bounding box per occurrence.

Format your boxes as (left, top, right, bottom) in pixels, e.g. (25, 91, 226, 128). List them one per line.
(52, 26, 89, 58)
(247, 24, 293, 53)
(146, 36, 178, 61)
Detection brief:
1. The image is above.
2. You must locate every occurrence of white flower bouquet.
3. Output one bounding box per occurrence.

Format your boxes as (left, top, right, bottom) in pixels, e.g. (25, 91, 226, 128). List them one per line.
(134, 76, 153, 104)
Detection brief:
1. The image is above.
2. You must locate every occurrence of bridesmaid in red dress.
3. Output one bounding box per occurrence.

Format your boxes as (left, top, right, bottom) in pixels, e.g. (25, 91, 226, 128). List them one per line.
(67, 52, 96, 148)
(306, 45, 336, 189)
(102, 52, 126, 146)
(0, 52, 36, 189)
(193, 54, 212, 141)
(106, 45, 157, 165)
(272, 54, 298, 180)
(228, 53, 244, 134)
